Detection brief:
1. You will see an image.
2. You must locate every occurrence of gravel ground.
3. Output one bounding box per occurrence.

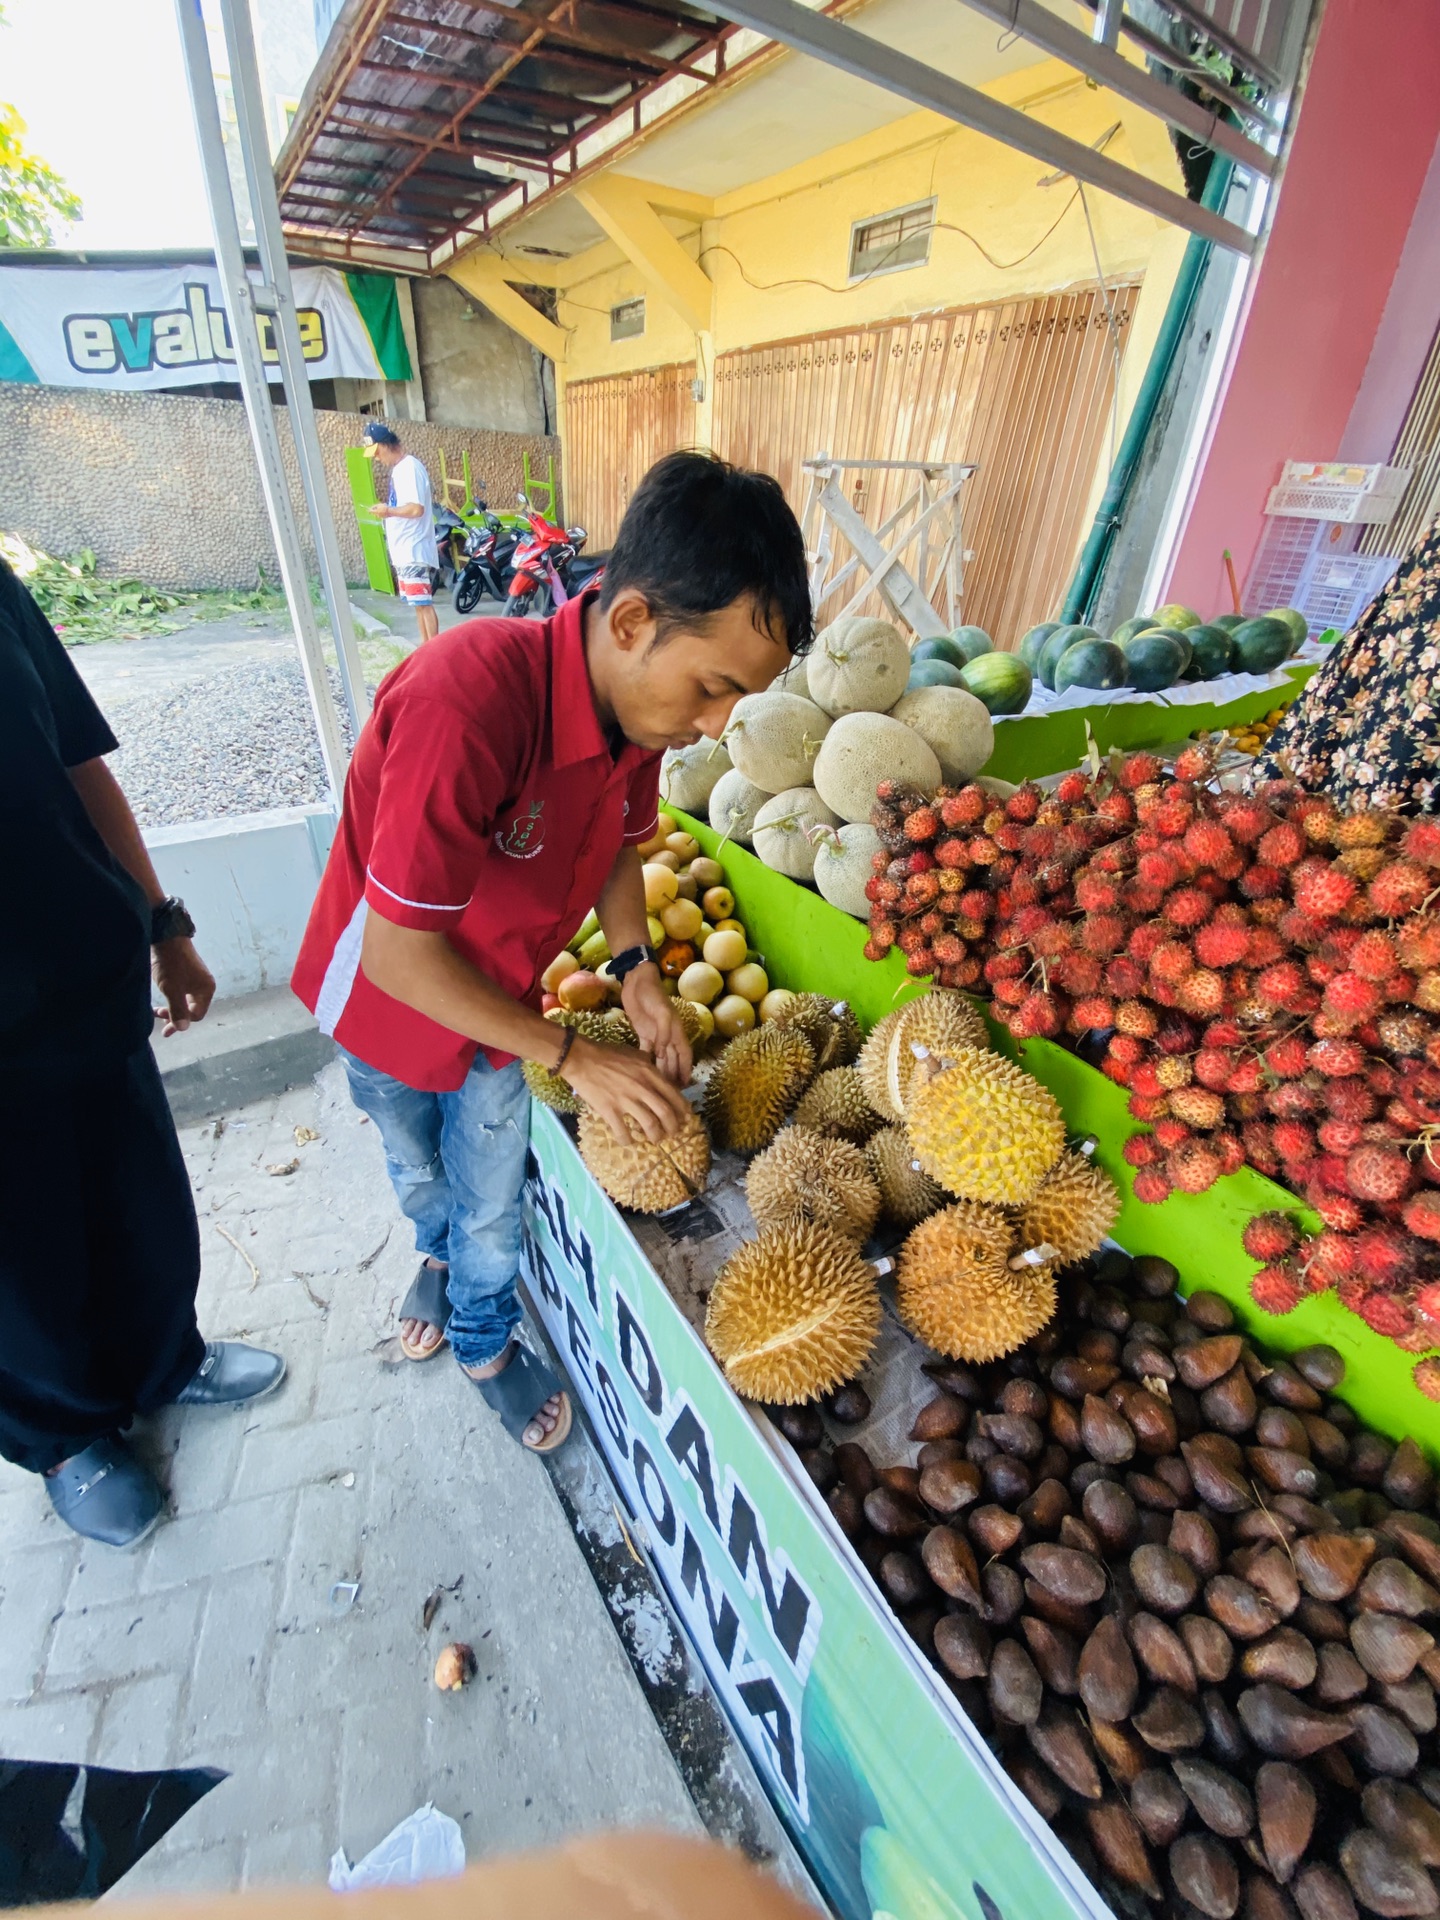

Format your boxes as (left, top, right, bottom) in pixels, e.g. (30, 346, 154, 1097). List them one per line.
(108, 658, 359, 826)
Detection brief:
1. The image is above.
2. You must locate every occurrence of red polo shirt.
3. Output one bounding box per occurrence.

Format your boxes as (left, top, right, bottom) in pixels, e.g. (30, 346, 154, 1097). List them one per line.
(292, 593, 660, 1091)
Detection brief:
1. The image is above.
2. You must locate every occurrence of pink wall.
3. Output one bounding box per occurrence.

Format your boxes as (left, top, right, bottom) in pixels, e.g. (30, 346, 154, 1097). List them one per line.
(1163, 0, 1440, 613)
(1341, 130, 1440, 463)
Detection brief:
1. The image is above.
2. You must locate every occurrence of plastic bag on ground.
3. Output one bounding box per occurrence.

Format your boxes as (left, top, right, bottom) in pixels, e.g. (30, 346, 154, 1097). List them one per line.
(328, 1803, 466, 1890)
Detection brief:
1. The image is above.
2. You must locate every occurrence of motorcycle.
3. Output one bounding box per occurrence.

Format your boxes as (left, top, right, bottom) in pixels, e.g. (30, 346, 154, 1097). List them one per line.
(432, 505, 468, 591)
(503, 496, 607, 617)
(452, 510, 522, 614)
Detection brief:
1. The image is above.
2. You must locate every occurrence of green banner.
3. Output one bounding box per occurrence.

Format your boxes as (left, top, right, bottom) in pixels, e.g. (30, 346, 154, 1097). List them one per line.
(343, 270, 413, 383)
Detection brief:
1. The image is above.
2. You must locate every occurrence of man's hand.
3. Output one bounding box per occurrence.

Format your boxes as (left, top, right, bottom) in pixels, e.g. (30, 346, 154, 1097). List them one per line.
(562, 1035, 691, 1144)
(152, 937, 216, 1036)
(621, 964, 694, 1087)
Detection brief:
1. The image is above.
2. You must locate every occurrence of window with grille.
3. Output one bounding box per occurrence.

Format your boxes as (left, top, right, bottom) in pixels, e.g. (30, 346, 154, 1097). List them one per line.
(610, 297, 646, 341)
(849, 201, 934, 281)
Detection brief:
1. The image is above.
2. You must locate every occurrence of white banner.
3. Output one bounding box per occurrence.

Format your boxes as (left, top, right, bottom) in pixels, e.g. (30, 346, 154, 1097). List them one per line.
(0, 262, 383, 390)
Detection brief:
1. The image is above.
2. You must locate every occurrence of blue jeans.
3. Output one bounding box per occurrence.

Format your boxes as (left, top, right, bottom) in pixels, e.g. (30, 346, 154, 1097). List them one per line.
(342, 1050, 531, 1368)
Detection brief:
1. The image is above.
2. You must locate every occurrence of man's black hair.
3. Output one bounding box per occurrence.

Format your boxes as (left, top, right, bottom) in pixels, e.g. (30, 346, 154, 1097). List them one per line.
(598, 450, 813, 656)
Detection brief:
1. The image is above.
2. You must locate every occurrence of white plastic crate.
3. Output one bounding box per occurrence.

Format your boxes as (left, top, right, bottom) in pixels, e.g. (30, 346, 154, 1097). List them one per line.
(1265, 460, 1411, 524)
(1292, 549, 1401, 636)
(1243, 516, 1350, 615)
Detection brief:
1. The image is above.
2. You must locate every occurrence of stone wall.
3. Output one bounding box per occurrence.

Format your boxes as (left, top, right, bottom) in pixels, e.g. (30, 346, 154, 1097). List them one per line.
(0, 382, 561, 591)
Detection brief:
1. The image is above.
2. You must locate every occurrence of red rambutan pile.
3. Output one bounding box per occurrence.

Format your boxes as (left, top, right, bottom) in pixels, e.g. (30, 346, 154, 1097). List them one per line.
(1250, 1263, 1304, 1314)
(1132, 1168, 1172, 1204)
(1402, 819, 1440, 869)
(1243, 1211, 1299, 1262)
(1167, 1137, 1223, 1193)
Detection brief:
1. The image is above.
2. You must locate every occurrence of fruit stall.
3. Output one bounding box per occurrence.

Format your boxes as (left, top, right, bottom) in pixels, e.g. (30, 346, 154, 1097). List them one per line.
(521, 607, 1440, 1920)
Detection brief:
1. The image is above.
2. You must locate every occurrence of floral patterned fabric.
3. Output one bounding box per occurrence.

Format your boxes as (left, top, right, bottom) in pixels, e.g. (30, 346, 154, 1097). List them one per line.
(1252, 518, 1440, 814)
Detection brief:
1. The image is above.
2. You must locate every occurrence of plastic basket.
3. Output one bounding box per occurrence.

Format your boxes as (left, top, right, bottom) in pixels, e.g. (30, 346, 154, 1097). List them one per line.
(1292, 549, 1401, 636)
(1242, 517, 1347, 615)
(1265, 460, 1411, 524)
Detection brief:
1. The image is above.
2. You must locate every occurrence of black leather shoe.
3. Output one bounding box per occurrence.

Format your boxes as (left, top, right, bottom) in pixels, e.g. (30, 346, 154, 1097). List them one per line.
(46, 1437, 164, 1548)
(174, 1341, 286, 1407)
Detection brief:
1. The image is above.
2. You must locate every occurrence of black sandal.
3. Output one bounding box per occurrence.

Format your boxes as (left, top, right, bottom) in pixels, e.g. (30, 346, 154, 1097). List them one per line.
(470, 1343, 573, 1453)
(398, 1262, 452, 1361)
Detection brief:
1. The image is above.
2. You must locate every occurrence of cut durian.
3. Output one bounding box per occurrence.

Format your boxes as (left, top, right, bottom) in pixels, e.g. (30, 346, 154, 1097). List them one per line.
(522, 1008, 636, 1114)
(1018, 1151, 1120, 1267)
(768, 993, 862, 1072)
(746, 1126, 880, 1243)
(702, 1023, 815, 1153)
(578, 1107, 710, 1213)
(865, 1124, 944, 1227)
(906, 1046, 1065, 1205)
(898, 1202, 1057, 1361)
(791, 1067, 883, 1144)
(857, 990, 990, 1121)
(705, 1223, 880, 1403)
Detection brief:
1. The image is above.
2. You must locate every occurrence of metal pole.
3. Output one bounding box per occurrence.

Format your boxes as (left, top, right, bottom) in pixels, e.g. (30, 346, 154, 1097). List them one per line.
(215, 0, 369, 740)
(171, 0, 350, 800)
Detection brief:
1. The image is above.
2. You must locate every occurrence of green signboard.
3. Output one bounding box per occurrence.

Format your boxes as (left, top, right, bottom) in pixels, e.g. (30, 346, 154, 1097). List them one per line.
(522, 1108, 1105, 1920)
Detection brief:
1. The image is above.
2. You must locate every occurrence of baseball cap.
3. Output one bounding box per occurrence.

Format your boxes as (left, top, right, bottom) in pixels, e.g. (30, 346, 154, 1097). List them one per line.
(361, 421, 401, 456)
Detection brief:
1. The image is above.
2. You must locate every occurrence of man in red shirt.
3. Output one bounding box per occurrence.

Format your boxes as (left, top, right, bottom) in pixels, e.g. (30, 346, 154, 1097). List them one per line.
(294, 453, 812, 1451)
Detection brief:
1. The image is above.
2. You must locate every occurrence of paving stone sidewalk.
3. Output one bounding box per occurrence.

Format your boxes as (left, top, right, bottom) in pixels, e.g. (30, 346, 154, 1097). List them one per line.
(0, 1063, 703, 1892)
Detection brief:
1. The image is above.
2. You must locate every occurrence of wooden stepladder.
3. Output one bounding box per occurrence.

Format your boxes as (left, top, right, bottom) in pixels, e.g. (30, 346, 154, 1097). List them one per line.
(799, 456, 977, 640)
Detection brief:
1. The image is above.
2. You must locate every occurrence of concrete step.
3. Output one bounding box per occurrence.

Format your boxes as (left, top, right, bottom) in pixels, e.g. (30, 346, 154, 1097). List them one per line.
(153, 986, 335, 1124)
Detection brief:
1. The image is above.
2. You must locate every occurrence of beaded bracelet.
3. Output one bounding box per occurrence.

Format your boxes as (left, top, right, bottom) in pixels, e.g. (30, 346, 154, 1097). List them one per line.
(553, 1025, 577, 1079)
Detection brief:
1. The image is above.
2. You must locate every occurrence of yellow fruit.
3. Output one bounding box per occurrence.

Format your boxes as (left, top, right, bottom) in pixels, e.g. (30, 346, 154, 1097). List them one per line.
(541, 950, 579, 993)
(758, 989, 797, 1023)
(650, 850, 681, 872)
(746, 1127, 880, 1243)
(643, 864, 679, 909)
(897, 1202, 1057, 1361)
(906, 1047, 1065, 1204)
(659, 897, 703, 941)
(635, 820, 670, 858)
(703, 928, 747, 972)
(689, 857, 725, 890)
(647, 914, 665, 947)
(578, 1106, 710, 1213)
(673, 872, 699, 903)
(522, 1008, 635, 1114)
(727, 963, 769, 1004)
(676, 998, 715, 1044)
(714, 918, 746, 937)
(705, 1224, 880, 1403)
(666, 831, 700, 863)
(702, 886, 734, 921)
(677, 961, 724, 1005)
(712, 993, 757, 1039)
(792, 1067, 883, 1145)
(857, 990, 990, 1122)
(1018, 1152, 1120, 1266)
(703, 1022, 814, 1150)
(865, 1125, 944, 1227)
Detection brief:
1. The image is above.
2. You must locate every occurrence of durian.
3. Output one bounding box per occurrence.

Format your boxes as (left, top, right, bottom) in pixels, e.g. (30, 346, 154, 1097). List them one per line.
(522, 1008, 636, 1113)
(906, 1046, 1065, 1204)
(857, 990, 990, 1121)
(898, 1202, 1057, 1361)
(768, 993, 862, 1072)
(702, 1023, 815, 1153)
(1018, 1151, 1120, 1266)
(746, 1127, 881, 1243)
(705, 1224, 881, 1403)
(865, 1125, 944, 1227)
(791, 1067, 883, 1144)
(578, 1107, 711, 1212)
(669, 997, 712, 1049)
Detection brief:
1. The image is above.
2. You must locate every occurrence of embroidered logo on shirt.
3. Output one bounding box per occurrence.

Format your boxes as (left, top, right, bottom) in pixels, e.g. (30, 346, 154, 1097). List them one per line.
(496, 799, 546, 859)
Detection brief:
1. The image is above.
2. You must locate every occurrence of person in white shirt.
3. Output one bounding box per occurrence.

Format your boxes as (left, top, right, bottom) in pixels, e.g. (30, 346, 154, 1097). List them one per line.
(363, 422, 441, 644)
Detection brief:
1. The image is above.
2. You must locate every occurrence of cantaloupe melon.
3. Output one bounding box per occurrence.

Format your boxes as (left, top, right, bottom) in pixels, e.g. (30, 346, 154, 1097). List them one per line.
(812, 823, 882, 919)
(660, 738, 731, 813)
(723, 691, 831, 792)
(708, 767, 771, 847)
(889, 684, 994, 784)
(769, 654, 813, 700)
(752, 787, 840, 881)
(806, 617, 911, 717)
(813, 712, 942, 822)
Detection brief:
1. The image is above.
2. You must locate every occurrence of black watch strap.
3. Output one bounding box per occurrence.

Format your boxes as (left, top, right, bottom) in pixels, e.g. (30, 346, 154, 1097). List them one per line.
(151, 895, 196, 944)
(610, 943, 658, 985)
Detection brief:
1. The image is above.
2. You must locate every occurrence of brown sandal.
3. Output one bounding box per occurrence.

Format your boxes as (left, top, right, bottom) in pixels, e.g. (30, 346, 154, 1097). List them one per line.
(398, 1263, 450, 1361)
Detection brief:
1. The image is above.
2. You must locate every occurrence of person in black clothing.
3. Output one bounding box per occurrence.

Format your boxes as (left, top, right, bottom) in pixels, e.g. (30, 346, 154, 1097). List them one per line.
(0, 557, 287, 1548)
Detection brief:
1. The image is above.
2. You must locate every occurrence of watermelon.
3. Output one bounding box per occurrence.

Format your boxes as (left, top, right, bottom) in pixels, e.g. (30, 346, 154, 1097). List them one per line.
(1232, 615, 1294, 674)
(1111, 614, 1157, 647)
(960, 650, 1032, 715)
(1212, 612, 1247, 632)
(1184, 622, 1237, 679)
(1038, 623, 1100, 689)
(1120, 629, 1186, 692)
(906, 658, 966, 690)
(1265, 607, 1309, 650)
(949, 624, 993, 662)
(911, 635, 965, 670)
(1019, 622, 1061, 670)
(1054, 637, 1130, 694)
(1151, 602, 1203, 631)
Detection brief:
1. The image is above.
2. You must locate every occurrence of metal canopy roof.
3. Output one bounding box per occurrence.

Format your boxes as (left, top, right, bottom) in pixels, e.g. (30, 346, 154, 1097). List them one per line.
(276, 0, 739, 265)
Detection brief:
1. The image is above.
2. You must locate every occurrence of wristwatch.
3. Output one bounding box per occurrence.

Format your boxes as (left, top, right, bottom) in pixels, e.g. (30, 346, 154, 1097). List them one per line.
(610, 943, 658, 985)
(151, 895, 196, 945)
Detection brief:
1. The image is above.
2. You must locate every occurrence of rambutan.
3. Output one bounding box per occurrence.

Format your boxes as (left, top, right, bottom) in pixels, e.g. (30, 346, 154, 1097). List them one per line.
(934, 836, 971, 870)
(1114, 998, 1158, 1038)
(1169, 1085, 1225, 1130)
(1053, 950, 1104, 995)
(1137, 848, 1182, 892)
(1337, 1272, 1376, 1312)
(1195, 1048, 1235, 1090)
(907, 850, 937, 876)
(1118, 752, 1164, 792)
(1417, 1281, 1440, 1324)
(1251, 896, 1290, 926)
(1414, 1357, 1440, 1400)
(1168, 1137, 1223, 1193)
(1257, 821, 1306, 868)
(1101, 1054, 1133, 1088)
(1246, 928, 1288, 969)
(1132, 1168, 1172, 1204)
(1164, 886, 1213, 930)
(1306, 1232, 1358, 1289)
(1204, 1016, 1246, 1047)
(1293, 862, 1358, 919)
(1172, 742, 1215, 784)
(984, 950, 1026, 983)
(1070, 995, 1115, 1032)
(1095, 790, 1136, 829)
(905, 947, 936, 977)
(1030, 920, 1074, 959)
(1354, 1226, 1419, 1289)
(1251, 1263, 1304, 1314)
(1315, 1152, 1354, 1196)
(1227, 1056, 1265, 1096)
(1014, 990, 1063, 1038)
(1123, 1133, 1161, 1168)
(940, 787, 987, 829)
(1306, 1037, 1362, 1079)
(1263, 1034, 1309, 1080)
(1153, 1117, 1193, 1151)
(1075, 872, 1122, 913)
(1254, 961, 1309, 1011)
(1216, 1132, 1245, 1175)
(1386, 969, 1419, 1003)
(1080, 912, 1129, 956)
(1131, 1064, 1165, 1099)
(1318, 1119, 1365, 1154)
(1104, 957, 1147, 1000)
(1155, 1012, 1199, 1055)
(1156, 798, 1195, 840)
(904, 806, 939, 843)
(1218, 796, 1273, 844)
(1347, 1142, 1416, 1203)
(1399, 917, 1440, 971)
(1243, 1211, 1299, 1262)
(1178, 969, 1227, 1018)
(1350, 931, 1399, 981)
(1416, 972, 1440, 1013)
(1407, 1191, 1440, 1244)
(1054, 771, 1089, 807)
(1278, 909, 1328, 950)
(1121, 881, 1167, 917)
(1108, 1033, 1146, 1065)
(1004, 785, 1043, 823)
(1192, 922, 1248, 970)
(1241, 1121, 1279, 1177)
(1333, 809, 1395, 851)
(992, 977, 1029, 1007)
(1150, 940, 1194, 987)
(1369, 858, 1432, 920)
(1272, 1118, 1318, 1165)
(1239, 863, 1286, 900)
(1378, 1009, 1433, 1056)
(1323, 971, 1382, 1025)
(1127, 922, 1169, 965)
(1182, 818, 1234, 868)
(1128, 1092, 1170, 1122)
(1360, 1293, 1415, 1340)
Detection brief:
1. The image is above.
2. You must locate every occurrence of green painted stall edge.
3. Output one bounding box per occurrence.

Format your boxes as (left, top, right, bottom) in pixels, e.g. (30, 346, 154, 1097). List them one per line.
(983, 662, 1318, 783)
(346, 445, 395, 595)
(674, 806, 1438, 1455)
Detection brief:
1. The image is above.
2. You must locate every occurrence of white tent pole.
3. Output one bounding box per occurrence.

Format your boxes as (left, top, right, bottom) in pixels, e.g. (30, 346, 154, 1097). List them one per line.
(171, 0, 350, 801)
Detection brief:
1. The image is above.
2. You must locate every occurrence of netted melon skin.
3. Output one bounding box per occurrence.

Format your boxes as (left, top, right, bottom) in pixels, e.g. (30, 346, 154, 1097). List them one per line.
(906, 1047, 1065, 1204)
(897, 1202, 1057, 1361)
(705, 1223, 880, 1403)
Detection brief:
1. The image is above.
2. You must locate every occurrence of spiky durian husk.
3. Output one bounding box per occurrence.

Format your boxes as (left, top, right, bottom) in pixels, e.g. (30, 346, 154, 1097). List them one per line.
(705, 1224, 880, 1403)
(1017, 1151, 1120, 1267)
(791, 1067, 883, 1144)
(578, 1107, 710, 1212)
(702, 1024, 815, 1153)
(857, 990, 990, 1121)
(522, 1008, 635, 1113)
(668, 997, 712, 1050)
(865, 1124, 945, 1227)
(746, 1127, 881, 1243)
(768, 993, 862, 1072)
(906, 1046, 1065, 1205)
(897, 1202, 1057, 1361)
